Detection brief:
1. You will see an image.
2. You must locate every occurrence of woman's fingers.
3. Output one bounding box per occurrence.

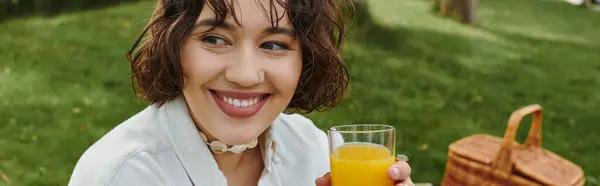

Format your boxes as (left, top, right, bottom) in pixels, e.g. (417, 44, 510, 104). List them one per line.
(388, 160, 412, 181)
(395, 177, 415, 186)
(315, 172, 331, 186)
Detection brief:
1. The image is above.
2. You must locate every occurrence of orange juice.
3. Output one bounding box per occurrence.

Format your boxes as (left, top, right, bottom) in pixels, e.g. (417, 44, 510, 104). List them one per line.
(330, 143, 395, 186)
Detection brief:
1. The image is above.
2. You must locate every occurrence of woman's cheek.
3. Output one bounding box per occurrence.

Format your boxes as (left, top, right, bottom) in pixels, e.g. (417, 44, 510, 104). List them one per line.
(265, 56, 302, 95)
(181, 44, 229, 85)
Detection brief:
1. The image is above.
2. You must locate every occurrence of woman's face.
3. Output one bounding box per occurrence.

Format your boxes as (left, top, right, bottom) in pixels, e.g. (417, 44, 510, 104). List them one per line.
(181, 0, 302, 145)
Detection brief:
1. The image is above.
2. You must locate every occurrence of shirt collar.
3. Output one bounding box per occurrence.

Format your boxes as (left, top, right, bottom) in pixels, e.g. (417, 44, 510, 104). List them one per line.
(259, 127, 276, 171)
(159, 96, 279, 185)
(159, 96, 226, 185)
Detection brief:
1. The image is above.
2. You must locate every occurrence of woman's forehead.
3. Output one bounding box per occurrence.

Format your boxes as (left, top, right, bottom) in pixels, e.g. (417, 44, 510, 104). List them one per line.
(197, 0, 291, 29)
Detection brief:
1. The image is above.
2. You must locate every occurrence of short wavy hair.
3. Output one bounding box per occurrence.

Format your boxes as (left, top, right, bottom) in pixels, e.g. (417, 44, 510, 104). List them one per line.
(126, 0, 350, 113)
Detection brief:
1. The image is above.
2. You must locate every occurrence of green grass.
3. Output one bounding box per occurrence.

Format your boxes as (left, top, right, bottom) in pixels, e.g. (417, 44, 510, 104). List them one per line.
(1, 0, 599, 185)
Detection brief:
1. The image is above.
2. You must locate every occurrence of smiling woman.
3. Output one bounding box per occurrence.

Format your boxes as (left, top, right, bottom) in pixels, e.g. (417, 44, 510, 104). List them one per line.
(67, 0, 413, 186)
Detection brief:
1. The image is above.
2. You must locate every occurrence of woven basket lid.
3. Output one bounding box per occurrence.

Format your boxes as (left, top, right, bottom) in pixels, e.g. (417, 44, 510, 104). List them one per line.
(449, 134, 584, 186)
(512, 147, 584, 186)
(449, 134, 503, 165)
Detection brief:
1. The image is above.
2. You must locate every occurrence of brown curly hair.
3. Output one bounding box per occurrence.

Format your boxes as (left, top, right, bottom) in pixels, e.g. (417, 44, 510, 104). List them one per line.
(126, 0, 350, 113)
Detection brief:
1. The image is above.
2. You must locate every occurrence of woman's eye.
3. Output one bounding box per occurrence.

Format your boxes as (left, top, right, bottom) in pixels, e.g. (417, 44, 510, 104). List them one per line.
(201, 36, 229, 45)
(260, 41, 289, 51)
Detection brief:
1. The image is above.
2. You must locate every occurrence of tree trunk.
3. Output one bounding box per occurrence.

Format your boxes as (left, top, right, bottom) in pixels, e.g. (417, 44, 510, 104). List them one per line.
(439, 0, 477, 25)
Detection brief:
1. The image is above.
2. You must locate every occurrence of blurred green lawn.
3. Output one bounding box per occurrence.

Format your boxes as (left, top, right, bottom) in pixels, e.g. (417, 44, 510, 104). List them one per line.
(1, 0, 600, 185)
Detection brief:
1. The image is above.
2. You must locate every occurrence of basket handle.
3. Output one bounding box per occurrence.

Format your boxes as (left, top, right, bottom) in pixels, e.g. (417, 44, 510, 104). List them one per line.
(492, 104, 543, 172)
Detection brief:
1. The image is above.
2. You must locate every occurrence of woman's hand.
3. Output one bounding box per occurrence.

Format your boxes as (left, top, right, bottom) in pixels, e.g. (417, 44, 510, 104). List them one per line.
(315, 156, 414, 186)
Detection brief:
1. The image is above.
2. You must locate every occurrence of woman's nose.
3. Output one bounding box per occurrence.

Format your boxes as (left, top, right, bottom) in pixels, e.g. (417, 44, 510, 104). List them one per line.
(224, 48, 264, 87)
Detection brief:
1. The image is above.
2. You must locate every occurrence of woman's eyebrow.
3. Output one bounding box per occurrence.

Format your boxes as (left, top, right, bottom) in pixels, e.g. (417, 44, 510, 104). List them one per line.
(264, 27, 296, 39)
(195, 18, 235, 31)
(195, 18, 295, 38)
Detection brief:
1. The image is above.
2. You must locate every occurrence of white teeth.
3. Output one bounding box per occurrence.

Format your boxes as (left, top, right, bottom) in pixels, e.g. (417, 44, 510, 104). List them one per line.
(221, 96, 262, 107)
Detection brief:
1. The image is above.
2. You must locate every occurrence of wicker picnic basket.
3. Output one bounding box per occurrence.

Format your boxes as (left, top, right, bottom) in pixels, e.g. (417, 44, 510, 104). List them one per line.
(441, 104, 585, 186)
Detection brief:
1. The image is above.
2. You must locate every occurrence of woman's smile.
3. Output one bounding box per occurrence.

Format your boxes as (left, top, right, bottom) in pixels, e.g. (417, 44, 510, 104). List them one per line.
(209, 89, 272, 118)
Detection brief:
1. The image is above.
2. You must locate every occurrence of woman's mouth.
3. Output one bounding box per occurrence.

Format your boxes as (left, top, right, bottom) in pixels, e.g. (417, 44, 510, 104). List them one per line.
(209, 89, 271, 118)
(218, 95, 267, 108)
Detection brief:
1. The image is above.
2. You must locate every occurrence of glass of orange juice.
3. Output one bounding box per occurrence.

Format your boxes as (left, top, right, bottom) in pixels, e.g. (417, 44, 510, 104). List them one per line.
(328, 124, 396, 186)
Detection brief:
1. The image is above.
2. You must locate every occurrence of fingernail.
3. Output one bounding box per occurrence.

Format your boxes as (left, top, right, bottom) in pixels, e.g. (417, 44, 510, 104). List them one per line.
(390, 167, 401, 180)
(397, 154, 409, 161)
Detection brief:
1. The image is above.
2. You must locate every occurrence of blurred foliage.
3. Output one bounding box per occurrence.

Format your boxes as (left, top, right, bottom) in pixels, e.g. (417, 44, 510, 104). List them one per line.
(0, 0, 142, 22)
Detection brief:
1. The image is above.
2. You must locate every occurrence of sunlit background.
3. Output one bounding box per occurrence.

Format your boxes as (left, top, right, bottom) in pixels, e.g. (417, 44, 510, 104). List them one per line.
(1, 0, 599, 185)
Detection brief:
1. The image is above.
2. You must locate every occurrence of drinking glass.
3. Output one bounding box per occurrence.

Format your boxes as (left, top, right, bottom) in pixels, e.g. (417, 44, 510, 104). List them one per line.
(328, 124, 396, 186)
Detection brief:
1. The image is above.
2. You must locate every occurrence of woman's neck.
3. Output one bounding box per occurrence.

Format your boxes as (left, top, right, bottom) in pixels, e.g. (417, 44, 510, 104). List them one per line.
(213, 132, 267, 175)
(186, 108, 265, 185)
(214, 146, 264, 186)
(214, 147, 262, 172)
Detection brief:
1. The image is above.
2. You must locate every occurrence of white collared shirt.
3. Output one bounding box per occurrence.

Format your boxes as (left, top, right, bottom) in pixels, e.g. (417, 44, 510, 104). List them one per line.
(68, 96, 330, 186)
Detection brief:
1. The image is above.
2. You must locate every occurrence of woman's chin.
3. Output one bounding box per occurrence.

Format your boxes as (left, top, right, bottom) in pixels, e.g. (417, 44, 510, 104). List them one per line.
(210, 114, 275, 145)
(213, 129, 263, 145)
